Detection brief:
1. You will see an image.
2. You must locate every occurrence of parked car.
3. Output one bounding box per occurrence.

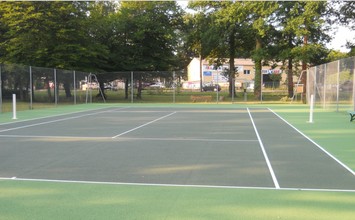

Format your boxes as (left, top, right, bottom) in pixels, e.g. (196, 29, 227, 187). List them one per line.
(202, 83, 221, 92)
(149, 82, 165, 88)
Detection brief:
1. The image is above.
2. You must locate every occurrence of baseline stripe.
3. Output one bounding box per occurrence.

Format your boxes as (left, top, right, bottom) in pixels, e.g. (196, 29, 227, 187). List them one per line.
(1, 177, 354, 193)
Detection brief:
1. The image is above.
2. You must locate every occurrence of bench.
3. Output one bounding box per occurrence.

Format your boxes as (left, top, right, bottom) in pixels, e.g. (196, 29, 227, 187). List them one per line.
(190, 95, 213, 102)
(348, 111, 355, 122)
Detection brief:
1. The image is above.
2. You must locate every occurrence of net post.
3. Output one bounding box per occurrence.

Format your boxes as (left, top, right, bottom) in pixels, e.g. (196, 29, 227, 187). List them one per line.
(12, 94, 17, 120)
(308, 94, 314, 123)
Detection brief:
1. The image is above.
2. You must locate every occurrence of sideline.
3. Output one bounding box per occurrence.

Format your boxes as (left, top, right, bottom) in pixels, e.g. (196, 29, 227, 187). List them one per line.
(268, 108, 355, 176)
(247, 107, 280, 189)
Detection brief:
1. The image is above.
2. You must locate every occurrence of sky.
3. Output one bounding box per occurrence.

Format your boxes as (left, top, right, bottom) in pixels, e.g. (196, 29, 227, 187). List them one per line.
(327, 25, 354, 52)
(177, 1, 354, 53)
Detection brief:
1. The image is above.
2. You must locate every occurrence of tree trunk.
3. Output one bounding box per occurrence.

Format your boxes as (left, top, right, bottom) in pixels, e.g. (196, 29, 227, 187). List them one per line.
(63, 82, 72, 98)
(124, 78, 129, 100)
(287, 58, 294, 98)
(254, 37, 262, 100)
(136, 75, 142, 99)
(199, 55, 203, 92)
(228, 28, 236, 97)
(301, 35, 308, 103)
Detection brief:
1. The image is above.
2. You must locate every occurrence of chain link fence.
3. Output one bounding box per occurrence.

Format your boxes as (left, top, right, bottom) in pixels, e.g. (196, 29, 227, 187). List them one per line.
(0, 63, 92, 112)
(0, 63, 193, 113)
(1, 62, 295, 113)
(307, 56, 355, 112)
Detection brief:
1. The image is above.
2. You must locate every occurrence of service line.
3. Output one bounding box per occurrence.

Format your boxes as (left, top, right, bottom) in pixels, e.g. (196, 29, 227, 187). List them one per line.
(112, 112, 177, 139)
(0, 107, 130, 133)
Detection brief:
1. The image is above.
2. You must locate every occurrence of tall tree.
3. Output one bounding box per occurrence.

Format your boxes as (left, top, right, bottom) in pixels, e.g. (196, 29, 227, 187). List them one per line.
(215, 2, 256, 97)
(116, 1, 183, 99)
(287, 1, 331, 101)
(185, 1, 219, 91)
(242, 1, 278, 100)
(0, 1, 108, 70)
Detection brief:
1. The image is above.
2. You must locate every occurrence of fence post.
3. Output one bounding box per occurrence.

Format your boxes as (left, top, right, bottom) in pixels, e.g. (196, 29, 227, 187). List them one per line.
(216, 71, 219, 104)
(54, 68, 58, 106)
(0, 64, 2, 113)
(173, 71, 176, 104)
(29, 66, 33, 110)
(323, 64, 327, 109)
(353, 57, 355, 111)
(73, 70, 76, 105)
(131, 71, 134, 103)
(336, 60, 340, 112)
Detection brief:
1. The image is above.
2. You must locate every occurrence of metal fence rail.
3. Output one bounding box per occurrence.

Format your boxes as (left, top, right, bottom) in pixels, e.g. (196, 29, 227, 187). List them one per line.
(0, 63, 190, 113)
(307, 56, 355, 112)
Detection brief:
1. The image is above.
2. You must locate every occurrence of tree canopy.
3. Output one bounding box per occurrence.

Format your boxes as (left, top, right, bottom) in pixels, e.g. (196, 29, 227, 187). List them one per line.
(0, 1, 354, 99)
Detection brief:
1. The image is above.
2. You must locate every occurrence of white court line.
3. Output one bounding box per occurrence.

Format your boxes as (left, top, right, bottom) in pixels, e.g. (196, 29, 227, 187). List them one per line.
(0, 134, 111, 140)
(1, 177, 354, 193)
(112, 112, 177, 138)
(0, 134, 258, 143)
(247, 108, 280, 189)
(0, 106, 128, 126)
(116, 137, 258, 142)
(268, 108, 355, 176)
(0, 107, 130, 134)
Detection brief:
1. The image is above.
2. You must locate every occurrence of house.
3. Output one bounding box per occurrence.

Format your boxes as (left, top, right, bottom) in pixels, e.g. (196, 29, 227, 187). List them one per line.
(185, 57, 286, 90)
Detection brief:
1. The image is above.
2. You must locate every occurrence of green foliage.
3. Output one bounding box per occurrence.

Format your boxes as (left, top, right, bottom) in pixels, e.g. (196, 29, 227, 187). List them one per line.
(0, 2, 108, 71)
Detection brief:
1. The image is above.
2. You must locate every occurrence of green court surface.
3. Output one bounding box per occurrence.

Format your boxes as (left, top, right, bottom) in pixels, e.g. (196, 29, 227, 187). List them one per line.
(0, 103, 354, 219)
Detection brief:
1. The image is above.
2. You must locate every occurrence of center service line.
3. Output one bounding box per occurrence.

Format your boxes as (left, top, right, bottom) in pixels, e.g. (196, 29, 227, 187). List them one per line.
(112, 111, 177, 139)
(247, 108, 280, 189)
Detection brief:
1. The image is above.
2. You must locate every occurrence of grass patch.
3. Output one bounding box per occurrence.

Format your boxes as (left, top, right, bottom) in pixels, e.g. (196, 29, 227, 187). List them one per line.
(0, 180, 354, 220)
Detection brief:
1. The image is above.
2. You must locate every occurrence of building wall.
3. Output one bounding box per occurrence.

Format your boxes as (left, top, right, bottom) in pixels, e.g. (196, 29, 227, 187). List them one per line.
(186, 58, 287, 89)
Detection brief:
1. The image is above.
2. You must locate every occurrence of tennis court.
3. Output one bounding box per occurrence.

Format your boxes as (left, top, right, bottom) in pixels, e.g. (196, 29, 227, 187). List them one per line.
(0, 105, 354, 191)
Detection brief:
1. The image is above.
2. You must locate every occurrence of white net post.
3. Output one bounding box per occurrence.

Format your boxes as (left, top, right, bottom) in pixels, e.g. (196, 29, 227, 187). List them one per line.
(12, 94, 17, 119)
(309, 94, 314, 123)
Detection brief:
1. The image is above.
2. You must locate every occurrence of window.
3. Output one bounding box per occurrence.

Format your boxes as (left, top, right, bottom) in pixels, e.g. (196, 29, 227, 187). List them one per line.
(244, 70, 250, 75)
